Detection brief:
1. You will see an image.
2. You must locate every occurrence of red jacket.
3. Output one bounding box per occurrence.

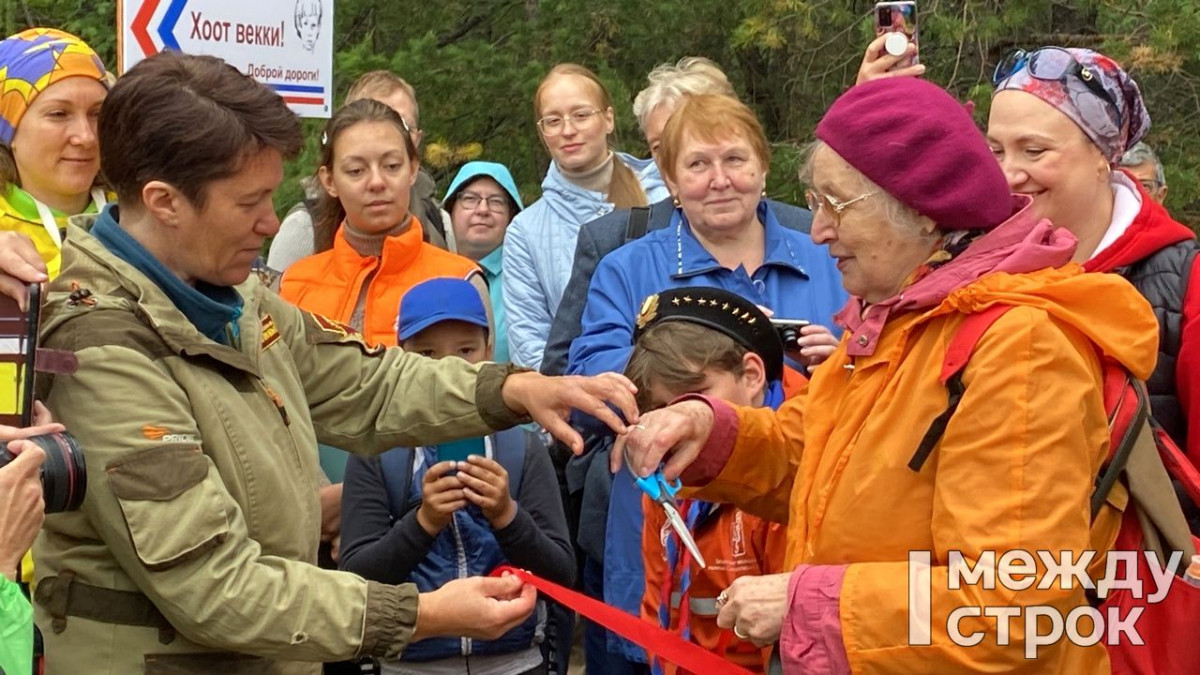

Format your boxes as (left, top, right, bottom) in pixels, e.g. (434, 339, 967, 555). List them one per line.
(1084, 176, 1200, 468)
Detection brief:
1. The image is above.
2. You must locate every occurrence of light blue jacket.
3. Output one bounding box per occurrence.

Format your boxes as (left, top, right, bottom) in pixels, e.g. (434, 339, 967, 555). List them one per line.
(502, 153, 668, 369)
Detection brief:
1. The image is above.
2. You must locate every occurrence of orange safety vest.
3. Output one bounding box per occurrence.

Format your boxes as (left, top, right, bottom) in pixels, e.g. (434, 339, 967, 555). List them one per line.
(279, 217, 482, 347)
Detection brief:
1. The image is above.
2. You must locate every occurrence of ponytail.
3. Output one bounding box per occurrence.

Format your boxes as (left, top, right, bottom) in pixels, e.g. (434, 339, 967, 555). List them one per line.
(312, 189, 345, 253)
(607, 159, 648, 209)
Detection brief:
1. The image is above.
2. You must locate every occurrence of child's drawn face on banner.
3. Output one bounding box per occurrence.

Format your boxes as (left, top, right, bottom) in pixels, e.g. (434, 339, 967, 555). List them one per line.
(295, 1, 322, 52)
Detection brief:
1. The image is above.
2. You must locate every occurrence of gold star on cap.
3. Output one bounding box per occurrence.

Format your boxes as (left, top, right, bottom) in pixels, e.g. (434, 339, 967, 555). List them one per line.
(636, 294, 660, 330)
(683, 296, 693, 304)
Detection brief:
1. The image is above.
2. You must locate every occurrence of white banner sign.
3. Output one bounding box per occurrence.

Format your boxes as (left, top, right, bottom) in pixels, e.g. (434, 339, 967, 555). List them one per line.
(118, 0, 333, 118)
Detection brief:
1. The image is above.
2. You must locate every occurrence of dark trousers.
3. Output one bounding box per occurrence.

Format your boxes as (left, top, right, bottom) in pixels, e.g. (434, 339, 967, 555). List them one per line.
(582, 556, 650, 675)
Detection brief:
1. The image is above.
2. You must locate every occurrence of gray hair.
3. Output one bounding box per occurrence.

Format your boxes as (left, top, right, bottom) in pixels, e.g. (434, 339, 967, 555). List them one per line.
(632, 57, 736, 132)
(1118, 141, 1166, 187)
(799, 140, 932, 239)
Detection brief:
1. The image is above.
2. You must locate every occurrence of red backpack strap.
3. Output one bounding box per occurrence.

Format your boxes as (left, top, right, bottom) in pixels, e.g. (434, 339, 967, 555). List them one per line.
(909, 305, 1015, 472)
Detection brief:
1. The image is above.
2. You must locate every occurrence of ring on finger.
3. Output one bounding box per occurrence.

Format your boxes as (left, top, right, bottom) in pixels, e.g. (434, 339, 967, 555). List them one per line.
(715, 590, 729, 608)
(733, 625, 749, 640)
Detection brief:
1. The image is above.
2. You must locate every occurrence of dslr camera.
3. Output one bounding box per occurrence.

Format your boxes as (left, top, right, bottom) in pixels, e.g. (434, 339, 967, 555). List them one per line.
(0, 433, 87, 513)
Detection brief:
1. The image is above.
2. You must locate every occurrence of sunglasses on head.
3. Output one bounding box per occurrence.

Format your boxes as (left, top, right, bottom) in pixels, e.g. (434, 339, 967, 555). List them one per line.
(993, 47, 1122, 127)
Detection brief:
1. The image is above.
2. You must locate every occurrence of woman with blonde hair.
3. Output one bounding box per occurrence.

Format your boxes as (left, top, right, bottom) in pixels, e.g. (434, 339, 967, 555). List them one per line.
(503, 63, 669, 370)
(0, 28, 109, 302)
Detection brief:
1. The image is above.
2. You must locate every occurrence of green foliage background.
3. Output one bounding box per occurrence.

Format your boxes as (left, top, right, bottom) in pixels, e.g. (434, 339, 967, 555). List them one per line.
(8, 0, 1200, 225)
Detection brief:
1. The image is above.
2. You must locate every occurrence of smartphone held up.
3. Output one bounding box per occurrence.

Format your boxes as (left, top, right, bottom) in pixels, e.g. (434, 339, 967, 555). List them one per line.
(875, 1, 919, 65)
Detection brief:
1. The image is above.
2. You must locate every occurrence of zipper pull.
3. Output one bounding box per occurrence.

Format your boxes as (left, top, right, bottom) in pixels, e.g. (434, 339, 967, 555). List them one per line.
(264, 385, 291, 426)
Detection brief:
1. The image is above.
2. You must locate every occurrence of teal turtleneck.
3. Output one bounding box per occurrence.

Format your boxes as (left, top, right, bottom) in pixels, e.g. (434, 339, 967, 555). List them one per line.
(91, 204, 244, 346)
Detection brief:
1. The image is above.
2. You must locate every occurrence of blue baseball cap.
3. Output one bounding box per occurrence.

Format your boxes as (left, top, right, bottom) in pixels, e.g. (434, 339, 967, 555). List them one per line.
(443, 161, 524, 211)
(397, 277, 489, 341)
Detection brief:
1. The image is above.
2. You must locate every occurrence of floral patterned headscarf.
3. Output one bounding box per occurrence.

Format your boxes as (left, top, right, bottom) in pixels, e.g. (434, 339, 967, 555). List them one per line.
(994, 47, 1150, 163)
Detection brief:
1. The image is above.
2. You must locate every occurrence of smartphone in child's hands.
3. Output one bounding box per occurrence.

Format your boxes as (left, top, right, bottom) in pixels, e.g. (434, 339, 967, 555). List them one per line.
(436, 437, 486, 465)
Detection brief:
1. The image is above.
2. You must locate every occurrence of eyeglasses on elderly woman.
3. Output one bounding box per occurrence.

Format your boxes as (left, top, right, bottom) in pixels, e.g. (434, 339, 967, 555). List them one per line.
(993, 47, 1122, 128)
(804, 189, 877, 226)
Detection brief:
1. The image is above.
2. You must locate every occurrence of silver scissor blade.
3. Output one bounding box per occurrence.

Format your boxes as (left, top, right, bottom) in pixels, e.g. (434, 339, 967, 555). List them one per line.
(662, 501, 707, 569)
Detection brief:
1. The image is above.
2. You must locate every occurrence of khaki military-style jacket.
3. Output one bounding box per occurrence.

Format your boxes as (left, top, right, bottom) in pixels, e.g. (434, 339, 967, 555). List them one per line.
(32, 218, 526, 674)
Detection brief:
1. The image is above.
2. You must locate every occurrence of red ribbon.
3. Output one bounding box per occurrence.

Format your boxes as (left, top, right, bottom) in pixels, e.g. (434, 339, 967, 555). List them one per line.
(492, 565, 754, 675)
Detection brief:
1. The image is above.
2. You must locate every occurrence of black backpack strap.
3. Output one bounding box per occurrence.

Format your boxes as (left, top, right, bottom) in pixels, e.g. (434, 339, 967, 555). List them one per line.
(909, 374, 966, 472)
(909, 306, 1016, 472)
(379, 447, 416, 519)
(1090, 379, 1150, 519)
(492, 428, 531, 500)
(624, 206, 651, 243)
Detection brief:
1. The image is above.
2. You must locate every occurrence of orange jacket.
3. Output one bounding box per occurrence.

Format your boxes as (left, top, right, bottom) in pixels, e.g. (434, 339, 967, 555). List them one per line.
(695, 266, 1159, 674)
(641, 497, 786, 674)
(279, 217, 481, 347)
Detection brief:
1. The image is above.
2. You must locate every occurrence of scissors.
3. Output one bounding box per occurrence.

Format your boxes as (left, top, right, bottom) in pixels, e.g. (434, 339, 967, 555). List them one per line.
(625, 446, 707, 569)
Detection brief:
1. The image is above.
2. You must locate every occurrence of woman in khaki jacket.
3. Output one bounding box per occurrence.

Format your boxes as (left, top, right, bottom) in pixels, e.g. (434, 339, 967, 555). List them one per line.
(28, 52, 638, 675)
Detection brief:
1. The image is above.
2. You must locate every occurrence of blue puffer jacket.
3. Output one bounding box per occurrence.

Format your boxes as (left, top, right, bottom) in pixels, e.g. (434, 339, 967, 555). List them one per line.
(401, 447, 543, 662)
(567, 201, 847, 662)
(502, 153, 669, 370)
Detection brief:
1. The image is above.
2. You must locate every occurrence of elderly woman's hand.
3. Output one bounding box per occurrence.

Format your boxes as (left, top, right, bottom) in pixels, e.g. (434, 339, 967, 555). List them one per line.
(500, 371, 639, 454)
(610, 399, 714, 481)
(789, 324, 841, 372)
(715, 573, 792, 647)
(856, 32, 926, 85)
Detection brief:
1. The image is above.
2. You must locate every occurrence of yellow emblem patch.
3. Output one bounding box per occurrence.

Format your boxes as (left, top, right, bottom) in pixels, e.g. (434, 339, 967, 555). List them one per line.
(261, 314, 281, 350)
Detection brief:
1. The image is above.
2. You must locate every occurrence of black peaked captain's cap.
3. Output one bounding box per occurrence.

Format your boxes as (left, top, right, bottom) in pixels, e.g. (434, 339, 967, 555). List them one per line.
(633, 286, 784, 382)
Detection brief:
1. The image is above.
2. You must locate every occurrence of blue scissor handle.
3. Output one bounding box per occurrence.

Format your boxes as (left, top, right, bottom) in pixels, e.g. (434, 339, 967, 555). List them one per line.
(633, 470, 681, 503)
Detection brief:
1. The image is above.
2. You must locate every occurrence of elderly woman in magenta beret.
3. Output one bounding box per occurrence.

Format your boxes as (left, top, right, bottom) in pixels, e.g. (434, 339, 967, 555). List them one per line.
(615, 77, 1156, 673)
(861, 42, 1200, 479)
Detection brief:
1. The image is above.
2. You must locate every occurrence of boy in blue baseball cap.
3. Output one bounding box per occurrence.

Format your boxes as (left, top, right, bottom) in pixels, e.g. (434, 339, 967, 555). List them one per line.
(341, 277, 574, 674)
(395, 276, 493, 361)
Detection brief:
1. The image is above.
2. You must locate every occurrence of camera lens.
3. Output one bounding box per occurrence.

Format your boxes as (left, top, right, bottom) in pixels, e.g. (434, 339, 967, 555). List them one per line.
(38, 432, 86, 513)
(779, 327, 801, 352)
(0, 432, 86, 513)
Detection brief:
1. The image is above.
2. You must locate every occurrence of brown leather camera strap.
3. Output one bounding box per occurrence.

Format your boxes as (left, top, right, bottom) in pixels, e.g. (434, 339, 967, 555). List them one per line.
(35, 571, 176, 644)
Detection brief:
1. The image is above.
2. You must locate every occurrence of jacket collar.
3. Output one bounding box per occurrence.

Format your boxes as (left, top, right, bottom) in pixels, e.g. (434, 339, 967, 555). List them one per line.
(836, 195, 1076, 357)
(91, 205, 244, 347)
(670, 201, 809, 280)
(61, 215, 264, 376)
(477, 245, 503, 278)
(330, 215, 424, 274)
(1085, 170, 1196, 273)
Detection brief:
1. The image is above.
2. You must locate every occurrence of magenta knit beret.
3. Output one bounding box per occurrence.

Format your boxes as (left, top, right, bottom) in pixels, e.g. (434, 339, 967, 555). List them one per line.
(815, 78, 1012, 231)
